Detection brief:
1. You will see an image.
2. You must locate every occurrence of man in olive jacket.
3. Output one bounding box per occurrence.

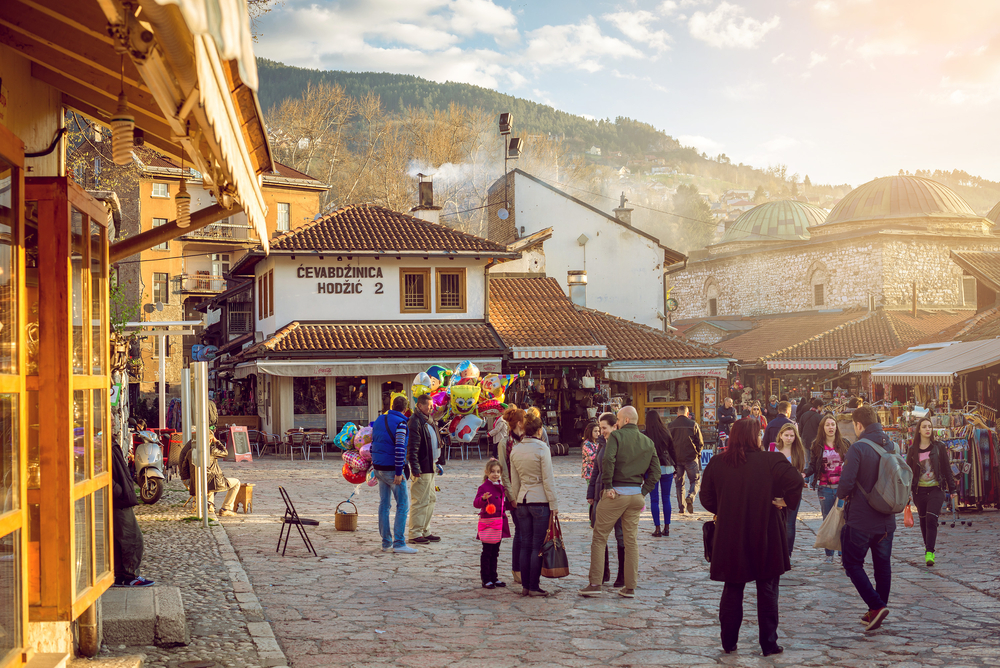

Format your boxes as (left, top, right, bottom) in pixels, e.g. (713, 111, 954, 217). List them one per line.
(580, 406, 660, 598)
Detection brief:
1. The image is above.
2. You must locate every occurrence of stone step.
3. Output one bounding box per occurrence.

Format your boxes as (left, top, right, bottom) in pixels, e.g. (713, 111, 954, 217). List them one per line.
(68, 656, 143, 668)
(100, 586, 190, 648)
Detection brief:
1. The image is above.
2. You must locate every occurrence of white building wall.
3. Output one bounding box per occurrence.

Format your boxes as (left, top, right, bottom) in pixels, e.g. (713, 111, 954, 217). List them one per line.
(255, 255, 488, 335)
(493, 177, 666, 328)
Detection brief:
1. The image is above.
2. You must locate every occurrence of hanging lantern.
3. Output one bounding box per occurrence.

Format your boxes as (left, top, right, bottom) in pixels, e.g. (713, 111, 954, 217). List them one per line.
(175, 178, 191, 228)
(110, 92, 135, 166)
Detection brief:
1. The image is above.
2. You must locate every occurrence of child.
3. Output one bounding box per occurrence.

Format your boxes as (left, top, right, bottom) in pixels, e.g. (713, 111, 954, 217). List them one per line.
(473, 459, 511, 589)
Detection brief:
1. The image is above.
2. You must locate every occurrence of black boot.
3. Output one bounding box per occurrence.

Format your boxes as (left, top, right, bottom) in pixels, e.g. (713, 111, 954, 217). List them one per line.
(613, 543, 626, 588)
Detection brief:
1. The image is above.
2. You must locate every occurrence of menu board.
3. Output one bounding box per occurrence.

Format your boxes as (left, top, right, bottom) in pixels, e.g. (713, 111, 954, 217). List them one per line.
(702, 378, 718, 424)
(227, 426, 253, 463)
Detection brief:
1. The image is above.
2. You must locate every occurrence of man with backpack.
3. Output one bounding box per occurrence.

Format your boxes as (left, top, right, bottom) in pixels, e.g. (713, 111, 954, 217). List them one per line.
(838, 405, 912, 632)
(372, 395, 418, 554)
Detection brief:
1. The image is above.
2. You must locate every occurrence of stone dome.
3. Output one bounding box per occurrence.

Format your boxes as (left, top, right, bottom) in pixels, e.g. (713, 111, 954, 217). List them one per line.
(821, 175, 979, 227)
(987, 201, 1000, 225)
(719, 200, 827, 244)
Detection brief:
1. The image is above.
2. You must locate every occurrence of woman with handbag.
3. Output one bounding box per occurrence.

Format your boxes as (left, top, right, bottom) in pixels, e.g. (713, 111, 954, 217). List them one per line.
(906, 417, 958, 567)
(803, 414, 850, 563)
(498, 407, 526, 584)
(700, 418, 804, 657)
(510, 412, 559, 597)
(473, 459, 511, 589)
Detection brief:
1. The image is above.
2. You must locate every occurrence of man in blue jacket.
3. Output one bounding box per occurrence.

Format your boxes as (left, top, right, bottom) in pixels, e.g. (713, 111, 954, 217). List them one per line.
(838, 405, 896, 632)
(371, 395, 417, 554)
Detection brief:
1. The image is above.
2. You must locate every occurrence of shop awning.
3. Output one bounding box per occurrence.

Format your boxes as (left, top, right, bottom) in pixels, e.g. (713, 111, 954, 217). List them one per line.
(848, 360, 880, 373)
(766, 361, 838, 371)
(233, 358, 503, 378)
(603, 361, 729, 383)
(512, 346, 608, 360)
(871, 339, 1000, 386)
(869, 344, 955, 375)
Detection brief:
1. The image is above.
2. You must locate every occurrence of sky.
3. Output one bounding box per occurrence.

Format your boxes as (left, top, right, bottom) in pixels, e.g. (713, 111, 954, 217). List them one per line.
(254, 0, 1000, 188)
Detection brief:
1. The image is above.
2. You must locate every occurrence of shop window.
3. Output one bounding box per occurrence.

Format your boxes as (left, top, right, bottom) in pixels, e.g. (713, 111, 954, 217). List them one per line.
(293, 377, 327, 430)
(152, 218, 169, 250)
(151, 182, 169, 198)
(646, 379, 692, 404)
(152, 272, 169, 305)
(381, 380, 404, 412)
(436, 268, 466, 313)
(335, 377, 368, 431)
(276, 202, 290, 231)
(400, 268, 431, 313)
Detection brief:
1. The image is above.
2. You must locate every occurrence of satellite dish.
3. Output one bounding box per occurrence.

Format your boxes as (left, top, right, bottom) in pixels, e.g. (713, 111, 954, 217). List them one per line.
(155, 301, 164, 312)
(498, 208, 509, 220)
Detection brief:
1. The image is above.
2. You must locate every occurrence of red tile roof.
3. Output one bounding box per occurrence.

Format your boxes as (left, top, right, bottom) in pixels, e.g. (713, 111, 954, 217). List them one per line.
(959, 308, 1000, 341)
(575, 309, 723, 360)
(951, 251, 1000, 292)
(270, 204, 510, 254)
(711, 310, 865, 362)
(489, 278, 600, 349)
(239, 321, 503, 358)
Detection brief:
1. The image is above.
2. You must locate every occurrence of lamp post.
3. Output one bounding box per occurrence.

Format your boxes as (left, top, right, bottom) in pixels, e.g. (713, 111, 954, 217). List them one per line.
(498, 113, 522, 224)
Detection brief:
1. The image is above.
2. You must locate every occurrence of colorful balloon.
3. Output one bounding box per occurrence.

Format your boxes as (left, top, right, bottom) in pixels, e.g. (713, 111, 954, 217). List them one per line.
(333, 423, 358, 451)
(455, 360, 479, 382)
(449, 384, 481, 417)
(343, 450, 366, 471)
(359, 443, 372, 463)
(450, 414, 484, 442)
(353, 425, 373, 449)
(365, 467, 379, 487)
(343, 462, 367, 484)
(426, 365, 450, 391)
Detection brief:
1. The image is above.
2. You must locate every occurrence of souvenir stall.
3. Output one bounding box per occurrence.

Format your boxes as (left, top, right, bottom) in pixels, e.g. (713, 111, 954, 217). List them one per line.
(502, 365, 603, 453)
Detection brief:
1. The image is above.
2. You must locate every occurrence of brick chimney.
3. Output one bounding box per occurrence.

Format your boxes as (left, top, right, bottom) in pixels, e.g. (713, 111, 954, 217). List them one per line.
(409, 173, 442, 224)
(613, 191, 633, 226)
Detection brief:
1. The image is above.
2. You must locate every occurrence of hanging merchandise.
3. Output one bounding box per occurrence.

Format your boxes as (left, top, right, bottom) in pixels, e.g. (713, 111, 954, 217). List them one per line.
(110, 57, 134, 165)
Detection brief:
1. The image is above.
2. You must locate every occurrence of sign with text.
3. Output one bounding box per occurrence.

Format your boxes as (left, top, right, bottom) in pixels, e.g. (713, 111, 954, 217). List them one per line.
(297, 264, 385, 296)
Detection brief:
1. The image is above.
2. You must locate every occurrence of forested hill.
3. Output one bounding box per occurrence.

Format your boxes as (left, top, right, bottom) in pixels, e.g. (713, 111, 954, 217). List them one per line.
(256, 58, 682, 156)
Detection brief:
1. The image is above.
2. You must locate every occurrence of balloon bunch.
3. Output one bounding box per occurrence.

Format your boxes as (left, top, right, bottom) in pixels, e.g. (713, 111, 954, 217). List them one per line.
(335, 423, 378, 485)
(411, 362, 524, 443)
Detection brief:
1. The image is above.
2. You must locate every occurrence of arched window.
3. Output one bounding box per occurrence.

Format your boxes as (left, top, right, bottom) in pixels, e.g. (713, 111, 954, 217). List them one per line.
(807, 262, 829, 308)
(705, 278, 720, 316)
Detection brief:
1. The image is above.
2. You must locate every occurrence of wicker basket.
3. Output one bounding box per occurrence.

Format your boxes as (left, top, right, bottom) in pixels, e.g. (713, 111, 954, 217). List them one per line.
(335, 500, 358, 531)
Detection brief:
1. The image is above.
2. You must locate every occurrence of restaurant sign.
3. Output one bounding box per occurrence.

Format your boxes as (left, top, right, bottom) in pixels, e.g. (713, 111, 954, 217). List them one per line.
(297, 264, 385, 295)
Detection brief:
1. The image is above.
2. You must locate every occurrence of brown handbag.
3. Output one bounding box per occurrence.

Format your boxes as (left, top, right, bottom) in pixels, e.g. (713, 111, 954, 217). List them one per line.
(540, 514, 570, 578)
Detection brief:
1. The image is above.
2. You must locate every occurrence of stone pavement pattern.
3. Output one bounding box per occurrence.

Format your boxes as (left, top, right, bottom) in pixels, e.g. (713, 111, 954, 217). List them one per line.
(215, 453, 1000, 667)
(97, 477, 285, 668)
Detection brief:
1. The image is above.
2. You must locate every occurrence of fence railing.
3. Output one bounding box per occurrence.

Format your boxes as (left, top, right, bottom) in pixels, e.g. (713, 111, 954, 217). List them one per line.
(182, 221, 252, 241)
(174, 273, 227, 293)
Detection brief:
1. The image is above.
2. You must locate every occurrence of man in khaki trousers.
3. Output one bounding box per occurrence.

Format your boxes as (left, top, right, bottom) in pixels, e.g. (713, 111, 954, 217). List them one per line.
(580, 406, 660, 598)
(407, 394, 444, 544)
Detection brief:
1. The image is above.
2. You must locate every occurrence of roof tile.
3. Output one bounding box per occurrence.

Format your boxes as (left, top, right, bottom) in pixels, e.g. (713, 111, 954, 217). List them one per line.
(575, 309, 722, 360)
(489, 277, 601, 349)
(271, 204, 509, 254)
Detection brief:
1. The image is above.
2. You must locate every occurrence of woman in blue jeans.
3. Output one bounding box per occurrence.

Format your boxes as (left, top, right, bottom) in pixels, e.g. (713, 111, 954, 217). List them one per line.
(804, 415, 850, 562)
(509, 413, 559, 597)
(644, 411, 676, 536)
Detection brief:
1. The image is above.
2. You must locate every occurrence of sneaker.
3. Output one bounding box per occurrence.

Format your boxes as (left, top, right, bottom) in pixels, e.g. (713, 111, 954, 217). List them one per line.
(409, 536, 430, 544)
(381, 546, 392, 553)
(393, 546, 419, 554)
(494, 581, 507, 588)
(618, 588, 635, 598)
(134, 576, 154, 585)
(483, 582, 496, 589)
(218, 509, 237, 517)
(579, 584, 604, 597)
(762, 645, 784, 657)
(426, 535, 441, 542)
(114, 577, 154, 587)
(824, 555, 834, 564)
(686, 498, 694, 514)
(926, 551, 935, 567)
(860, 611, 873, 624)
(865, 607, 889, 632)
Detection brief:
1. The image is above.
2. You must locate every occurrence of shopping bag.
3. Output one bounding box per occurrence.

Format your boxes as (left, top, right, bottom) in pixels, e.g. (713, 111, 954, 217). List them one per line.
(903, 503, 914, 528)
(477, 495, 504, 544)
(581, 370, 596, 389)
(813, 504, 845, 551)
(702, 519, 716, 562)
(540, 515, 570, 578)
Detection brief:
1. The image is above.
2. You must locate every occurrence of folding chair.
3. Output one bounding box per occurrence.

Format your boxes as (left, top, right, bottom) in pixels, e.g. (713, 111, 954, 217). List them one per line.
(287, 431, 307, 461)
(305, 431, 325, 460)
(276, 486, 319, 556)
(257, 432, 281, 458)
(446, 433, 464, 460)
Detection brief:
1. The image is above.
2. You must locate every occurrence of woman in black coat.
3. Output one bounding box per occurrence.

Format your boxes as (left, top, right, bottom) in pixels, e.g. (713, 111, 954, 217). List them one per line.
(905, 417, 957, 566)
(700, 418, 804, 657)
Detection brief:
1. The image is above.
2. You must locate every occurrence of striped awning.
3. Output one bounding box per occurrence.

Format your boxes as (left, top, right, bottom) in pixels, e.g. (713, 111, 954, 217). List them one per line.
(872, 339, 1000, 386)
(766, 360, 838, 371)
(512, 345, 608, 360)
(848, 360, 878, 373)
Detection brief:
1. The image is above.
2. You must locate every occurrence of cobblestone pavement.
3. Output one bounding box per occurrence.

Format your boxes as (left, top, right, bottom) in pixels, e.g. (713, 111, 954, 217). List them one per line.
(98, 475, 284, 668)
(210, 452, 1000, 668)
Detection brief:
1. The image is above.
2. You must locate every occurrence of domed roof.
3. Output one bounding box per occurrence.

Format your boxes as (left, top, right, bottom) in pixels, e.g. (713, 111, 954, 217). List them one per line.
(719, 200, 827, 244)
(987, 201, 1000, 225)
(822, 176, 979, 227)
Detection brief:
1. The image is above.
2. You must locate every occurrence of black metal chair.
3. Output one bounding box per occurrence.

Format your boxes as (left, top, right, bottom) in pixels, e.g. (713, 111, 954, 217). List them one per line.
(276, 486, 319, 556)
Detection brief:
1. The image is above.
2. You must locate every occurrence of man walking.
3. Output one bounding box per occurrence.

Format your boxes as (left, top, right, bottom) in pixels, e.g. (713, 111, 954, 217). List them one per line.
(838, 405, 897, 632)
(669, 406, 704, 514)
(763, 401, 795, 448)
(372, 395, 417, 554)
(580, 406, 660, 598)
(408, 394, 445, 544)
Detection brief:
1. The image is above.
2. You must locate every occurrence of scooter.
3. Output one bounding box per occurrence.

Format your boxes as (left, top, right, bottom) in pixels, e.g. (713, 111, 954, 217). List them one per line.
(131, 424, 165, 504)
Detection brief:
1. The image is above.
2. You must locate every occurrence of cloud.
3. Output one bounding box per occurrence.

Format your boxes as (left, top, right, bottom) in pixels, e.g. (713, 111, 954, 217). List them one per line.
(761, 136, 801, 152)
(688, 2, 780, 49)
(808, 51, 827, 68)
(679, 135, 724, 153)
(722, 80, 764, 100)
(611, 69, 670, 92)
(604, 10, 673, 54)
(523, 18, 643, 73)
(450, 0, 519, 42)
(772, 52, 787, 64)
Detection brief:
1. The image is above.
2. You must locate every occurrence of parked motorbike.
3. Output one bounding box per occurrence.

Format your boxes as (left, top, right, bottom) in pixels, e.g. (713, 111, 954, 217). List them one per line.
(131, 424, 165, 504)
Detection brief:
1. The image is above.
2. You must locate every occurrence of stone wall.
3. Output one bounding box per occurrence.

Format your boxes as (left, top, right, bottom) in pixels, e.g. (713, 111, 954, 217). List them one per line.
(670, 233, 1000, 318)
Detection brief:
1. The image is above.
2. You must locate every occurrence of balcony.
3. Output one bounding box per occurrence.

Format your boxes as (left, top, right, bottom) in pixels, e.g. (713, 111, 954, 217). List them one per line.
(228, 305, 253, 334)
(181, 220, 253, 242)
(174, 273, 227, 293)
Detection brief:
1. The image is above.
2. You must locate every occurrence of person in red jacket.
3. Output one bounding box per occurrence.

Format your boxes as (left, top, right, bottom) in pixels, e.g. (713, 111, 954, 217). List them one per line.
(473, 459, 511, 589)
